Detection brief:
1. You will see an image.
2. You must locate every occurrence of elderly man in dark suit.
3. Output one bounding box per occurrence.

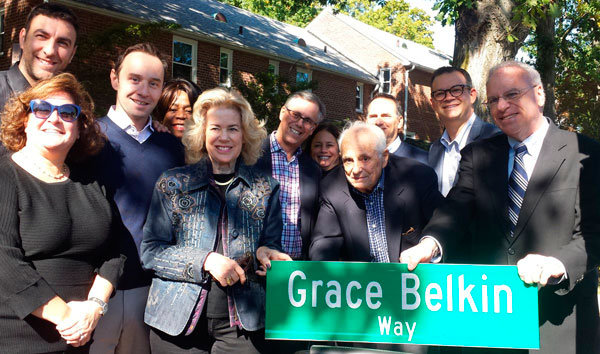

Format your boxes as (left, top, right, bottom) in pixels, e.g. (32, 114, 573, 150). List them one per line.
(428, 66, 500, 196)
(366, 93, 429, 164)
(310, 121, 442, 353)
(401, 61, 600, 354)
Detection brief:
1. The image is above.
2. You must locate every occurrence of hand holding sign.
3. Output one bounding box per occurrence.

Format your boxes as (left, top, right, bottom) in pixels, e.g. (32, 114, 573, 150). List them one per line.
(256, 246, 292, 276)
(399, 238, 439, 271)
(516, 254, 566, 286)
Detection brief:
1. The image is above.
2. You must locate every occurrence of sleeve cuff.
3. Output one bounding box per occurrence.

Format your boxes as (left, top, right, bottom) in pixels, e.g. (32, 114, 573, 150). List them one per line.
(420, 236, 443, 263)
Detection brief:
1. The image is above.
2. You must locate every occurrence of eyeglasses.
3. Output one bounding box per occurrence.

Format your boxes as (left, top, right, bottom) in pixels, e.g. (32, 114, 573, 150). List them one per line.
(485, 85, 537, 109)
(284, 106, 318, 129)
(431, 84, 471, 101)
(29, 99, 81, 122)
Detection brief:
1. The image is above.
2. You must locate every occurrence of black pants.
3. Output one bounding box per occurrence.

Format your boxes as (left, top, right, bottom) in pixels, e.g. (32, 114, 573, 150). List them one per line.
(149, 316, 268, 354)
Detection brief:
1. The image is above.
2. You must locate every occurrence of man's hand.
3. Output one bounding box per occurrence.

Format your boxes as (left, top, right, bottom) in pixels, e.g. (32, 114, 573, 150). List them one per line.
(256, 246, 292, 276)
(399, 238, 439, 271)
(517, 254, 566, 287)
(152, 120, 170, 133)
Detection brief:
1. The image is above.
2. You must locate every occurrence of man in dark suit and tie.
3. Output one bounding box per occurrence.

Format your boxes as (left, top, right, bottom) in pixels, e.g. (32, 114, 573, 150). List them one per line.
(366, 93, 429, 164)
(428, 66, 500, 196)
(401, 61, 600, 354)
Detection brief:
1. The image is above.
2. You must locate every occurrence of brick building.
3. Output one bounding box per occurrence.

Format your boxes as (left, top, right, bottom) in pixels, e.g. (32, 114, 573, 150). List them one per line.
(0, 0, 451, 141)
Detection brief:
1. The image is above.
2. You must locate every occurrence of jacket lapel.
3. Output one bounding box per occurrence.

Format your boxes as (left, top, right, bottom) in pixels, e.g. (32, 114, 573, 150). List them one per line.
(384, 166, 405, 261)
(482, 136, 512, 238)
(466, 116, 484, 145)
(511, 123, 567, 242)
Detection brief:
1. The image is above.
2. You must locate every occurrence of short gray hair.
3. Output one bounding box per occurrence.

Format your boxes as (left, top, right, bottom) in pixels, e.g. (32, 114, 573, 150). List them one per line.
(339, 121, 387, 157)
(487, 61, 542, 86)
(285, 90, 326, 122)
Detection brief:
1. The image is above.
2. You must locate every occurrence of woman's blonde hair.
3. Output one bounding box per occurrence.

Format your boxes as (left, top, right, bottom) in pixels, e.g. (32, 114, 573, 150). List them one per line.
(1, 72, 104, 162)
(183, 87, 266, 165)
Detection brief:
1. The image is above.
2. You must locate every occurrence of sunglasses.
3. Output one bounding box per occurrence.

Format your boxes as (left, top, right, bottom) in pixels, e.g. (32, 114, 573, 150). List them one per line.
(29, 99, 81, 122)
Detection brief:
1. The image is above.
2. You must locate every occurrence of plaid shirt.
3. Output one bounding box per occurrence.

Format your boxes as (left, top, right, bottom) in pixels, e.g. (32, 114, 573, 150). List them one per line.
(352, 170, 389, 263)
(269, 132, 302, 259)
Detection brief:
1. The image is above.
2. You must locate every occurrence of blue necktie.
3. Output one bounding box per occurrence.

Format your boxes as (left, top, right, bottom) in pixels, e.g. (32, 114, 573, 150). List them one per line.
(508, 144, 528, 237)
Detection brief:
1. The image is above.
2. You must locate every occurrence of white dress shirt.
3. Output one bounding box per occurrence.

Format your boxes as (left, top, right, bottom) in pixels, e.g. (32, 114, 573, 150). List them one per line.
(387, 136, 401, 154)
(507, 118, 550, 179)
(107, 106, 154, 144)
(438, 113, 476, 196)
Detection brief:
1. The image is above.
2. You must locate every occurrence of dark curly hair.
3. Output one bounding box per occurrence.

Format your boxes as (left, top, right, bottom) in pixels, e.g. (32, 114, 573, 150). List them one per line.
(1, 73, 105, 162)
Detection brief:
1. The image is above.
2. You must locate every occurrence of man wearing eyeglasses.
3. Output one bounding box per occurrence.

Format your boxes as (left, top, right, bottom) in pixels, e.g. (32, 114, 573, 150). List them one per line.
(428, 66, 500, 196)
(400, 61, 600, 354)
(256, 90, 324, 261)
(365, 93, 428, 164)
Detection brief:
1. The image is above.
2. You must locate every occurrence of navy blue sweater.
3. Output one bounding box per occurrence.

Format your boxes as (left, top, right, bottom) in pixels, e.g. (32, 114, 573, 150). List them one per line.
(86, 116, 185, 288)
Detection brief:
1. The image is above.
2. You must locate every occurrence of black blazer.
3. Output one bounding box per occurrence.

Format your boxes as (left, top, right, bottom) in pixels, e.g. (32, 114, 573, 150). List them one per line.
(424, 122, 600, 354)
(309, 155, 443, 262)
(392, 139, 428, 164)
(254, 138, 321, 259)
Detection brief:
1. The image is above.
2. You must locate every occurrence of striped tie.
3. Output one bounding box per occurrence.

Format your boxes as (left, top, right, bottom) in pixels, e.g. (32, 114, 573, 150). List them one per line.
(508, 144, 528, 237)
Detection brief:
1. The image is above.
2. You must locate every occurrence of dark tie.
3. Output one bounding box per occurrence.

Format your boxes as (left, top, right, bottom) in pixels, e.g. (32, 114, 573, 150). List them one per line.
(508, 144, 528, 237)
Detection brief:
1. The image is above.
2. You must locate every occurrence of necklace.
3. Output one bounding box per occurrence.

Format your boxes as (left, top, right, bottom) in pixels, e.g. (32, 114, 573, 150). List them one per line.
(26, 154, 68, 180)
(214, 176, 234, 186)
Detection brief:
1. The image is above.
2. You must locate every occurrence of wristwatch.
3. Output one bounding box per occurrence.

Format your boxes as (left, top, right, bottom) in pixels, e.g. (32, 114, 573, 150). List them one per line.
(88, 297, 108, 315)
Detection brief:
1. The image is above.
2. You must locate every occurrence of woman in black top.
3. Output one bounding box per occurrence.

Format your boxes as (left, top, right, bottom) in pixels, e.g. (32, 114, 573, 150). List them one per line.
(0, 73, 124, 353)
(306, 123, 341, 176)
(153, 78, 200, 139)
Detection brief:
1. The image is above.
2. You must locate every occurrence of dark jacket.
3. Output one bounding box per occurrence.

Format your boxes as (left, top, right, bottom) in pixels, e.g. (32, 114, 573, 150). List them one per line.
(392, 139, 429, 164)
(141, 160, 283, 334)
(0, 63, 30, 156)
(254, 137, 321, 259)
(309, 154, 443, 262)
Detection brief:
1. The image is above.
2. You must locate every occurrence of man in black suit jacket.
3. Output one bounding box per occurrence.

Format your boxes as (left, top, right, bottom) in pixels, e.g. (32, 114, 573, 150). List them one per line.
(310, 121, 442, 354)
(255, 90, 323, 261)
(428, 66, 500, 196)
(366, 93, 428, 164)
(401, 61, 600, 354)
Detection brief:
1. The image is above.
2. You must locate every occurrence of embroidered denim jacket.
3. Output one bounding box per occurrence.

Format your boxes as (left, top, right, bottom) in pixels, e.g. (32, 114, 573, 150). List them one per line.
(140, 160, 283, 335)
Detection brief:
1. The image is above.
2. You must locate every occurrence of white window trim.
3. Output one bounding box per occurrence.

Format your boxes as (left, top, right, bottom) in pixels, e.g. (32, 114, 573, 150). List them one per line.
(268, 60, 279, 76)
(356, 82, 364, 113)
(0, 7, 5, 56)
(172, 36, 197, 83)
(219, 47, 233, 88)
(379, 67, 391, 94)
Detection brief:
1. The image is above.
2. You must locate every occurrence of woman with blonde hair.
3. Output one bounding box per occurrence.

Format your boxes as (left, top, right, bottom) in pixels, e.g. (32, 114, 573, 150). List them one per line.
(0, 73, 124, 352)
(141, 87, 290, 353)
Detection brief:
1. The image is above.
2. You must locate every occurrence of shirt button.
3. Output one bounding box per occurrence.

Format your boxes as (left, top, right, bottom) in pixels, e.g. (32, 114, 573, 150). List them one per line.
(508, 248, 515, 255)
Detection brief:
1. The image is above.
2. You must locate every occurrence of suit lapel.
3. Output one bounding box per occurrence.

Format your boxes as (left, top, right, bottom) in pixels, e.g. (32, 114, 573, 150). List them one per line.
(512, 124, 567, 242)
(384, 165, 405, 261)
(482, 136, 512, 238)
(428, 141, 444, 178)
(466, 117, 483, 145)
(341, 183, 369, 260)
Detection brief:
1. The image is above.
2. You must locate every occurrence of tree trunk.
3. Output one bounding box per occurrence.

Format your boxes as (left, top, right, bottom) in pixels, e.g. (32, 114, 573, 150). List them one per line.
(536, 13, 557, 122)
(452, 0, 529, 120)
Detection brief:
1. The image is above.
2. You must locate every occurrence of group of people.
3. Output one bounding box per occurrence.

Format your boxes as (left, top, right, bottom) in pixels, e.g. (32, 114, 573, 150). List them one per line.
(0, 3, 598, 354)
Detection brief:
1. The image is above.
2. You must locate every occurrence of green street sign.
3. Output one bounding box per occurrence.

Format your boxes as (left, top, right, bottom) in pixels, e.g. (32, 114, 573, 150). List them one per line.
(266, 261, 539, 349)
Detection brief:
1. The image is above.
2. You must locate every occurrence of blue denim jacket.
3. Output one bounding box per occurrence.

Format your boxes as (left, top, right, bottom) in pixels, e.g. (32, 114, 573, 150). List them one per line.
(141, 160, 283, 335)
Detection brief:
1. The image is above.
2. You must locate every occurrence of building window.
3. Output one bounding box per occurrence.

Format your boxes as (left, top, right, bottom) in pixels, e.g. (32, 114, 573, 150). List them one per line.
(172, 37, 197, 82)
(296, 67, 312, 86)
(356, 82, 364, 112)
(379, 68, 391, 93)
(268, 60, 279, 76)
(0, 8, 5, 54)
(219, 48, 233, 87)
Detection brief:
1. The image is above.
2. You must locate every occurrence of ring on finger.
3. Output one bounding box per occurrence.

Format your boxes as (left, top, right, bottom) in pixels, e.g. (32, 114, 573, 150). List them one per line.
(226, 277, 233, 285)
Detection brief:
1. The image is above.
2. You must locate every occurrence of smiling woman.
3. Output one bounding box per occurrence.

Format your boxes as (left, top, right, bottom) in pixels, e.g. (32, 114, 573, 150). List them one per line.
(306, 123, 341, 175)
(153, 78, 199, 139)
(0, 73, 124, 353)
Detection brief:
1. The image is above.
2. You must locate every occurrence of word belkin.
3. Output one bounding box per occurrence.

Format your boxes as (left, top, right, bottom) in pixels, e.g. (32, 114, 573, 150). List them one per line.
(287, 270, 514, 341)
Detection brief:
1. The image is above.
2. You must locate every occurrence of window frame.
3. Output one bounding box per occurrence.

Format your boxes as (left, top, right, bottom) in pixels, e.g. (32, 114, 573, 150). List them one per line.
(268, 60, 279, 76)
(219, 47, 233, 88)
(0, 7, 5, 55)
(356, 82, 364, 113)
(172, 36, 197, 83)
(379, 67, 391, 94)
(296, 67, 312, 88)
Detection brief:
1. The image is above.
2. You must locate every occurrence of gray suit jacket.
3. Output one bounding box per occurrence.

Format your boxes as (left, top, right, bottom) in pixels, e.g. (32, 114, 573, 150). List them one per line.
(428, 116, 500, 190)
(425, 121, 600, 354)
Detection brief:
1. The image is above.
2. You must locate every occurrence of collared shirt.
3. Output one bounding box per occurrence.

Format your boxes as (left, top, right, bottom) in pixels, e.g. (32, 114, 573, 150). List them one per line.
(352, 170, 389, 263)
(387, 136, 402, 154)
(438, 113, 477, 196)
(507, 118, 550, 179)
(107, 105, 154, 144)
(269, 132, 302, 259)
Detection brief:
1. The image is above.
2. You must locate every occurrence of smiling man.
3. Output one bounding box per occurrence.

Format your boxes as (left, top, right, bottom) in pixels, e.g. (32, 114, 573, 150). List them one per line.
(309, 121, 441, 353)
(401, 61, 600, 354)
(428, 67, 500, 196)
(84, 43, 184, 354)
(0, 3, 78, 156)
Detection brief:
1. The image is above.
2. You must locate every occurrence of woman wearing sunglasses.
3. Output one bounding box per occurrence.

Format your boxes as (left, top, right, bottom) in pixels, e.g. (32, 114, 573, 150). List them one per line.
(141, 88, 291, 353)
(0, 73, 124, 353)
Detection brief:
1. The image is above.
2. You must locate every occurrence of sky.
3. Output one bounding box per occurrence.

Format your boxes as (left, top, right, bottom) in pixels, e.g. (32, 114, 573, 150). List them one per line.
(406, 0, 455, 56)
